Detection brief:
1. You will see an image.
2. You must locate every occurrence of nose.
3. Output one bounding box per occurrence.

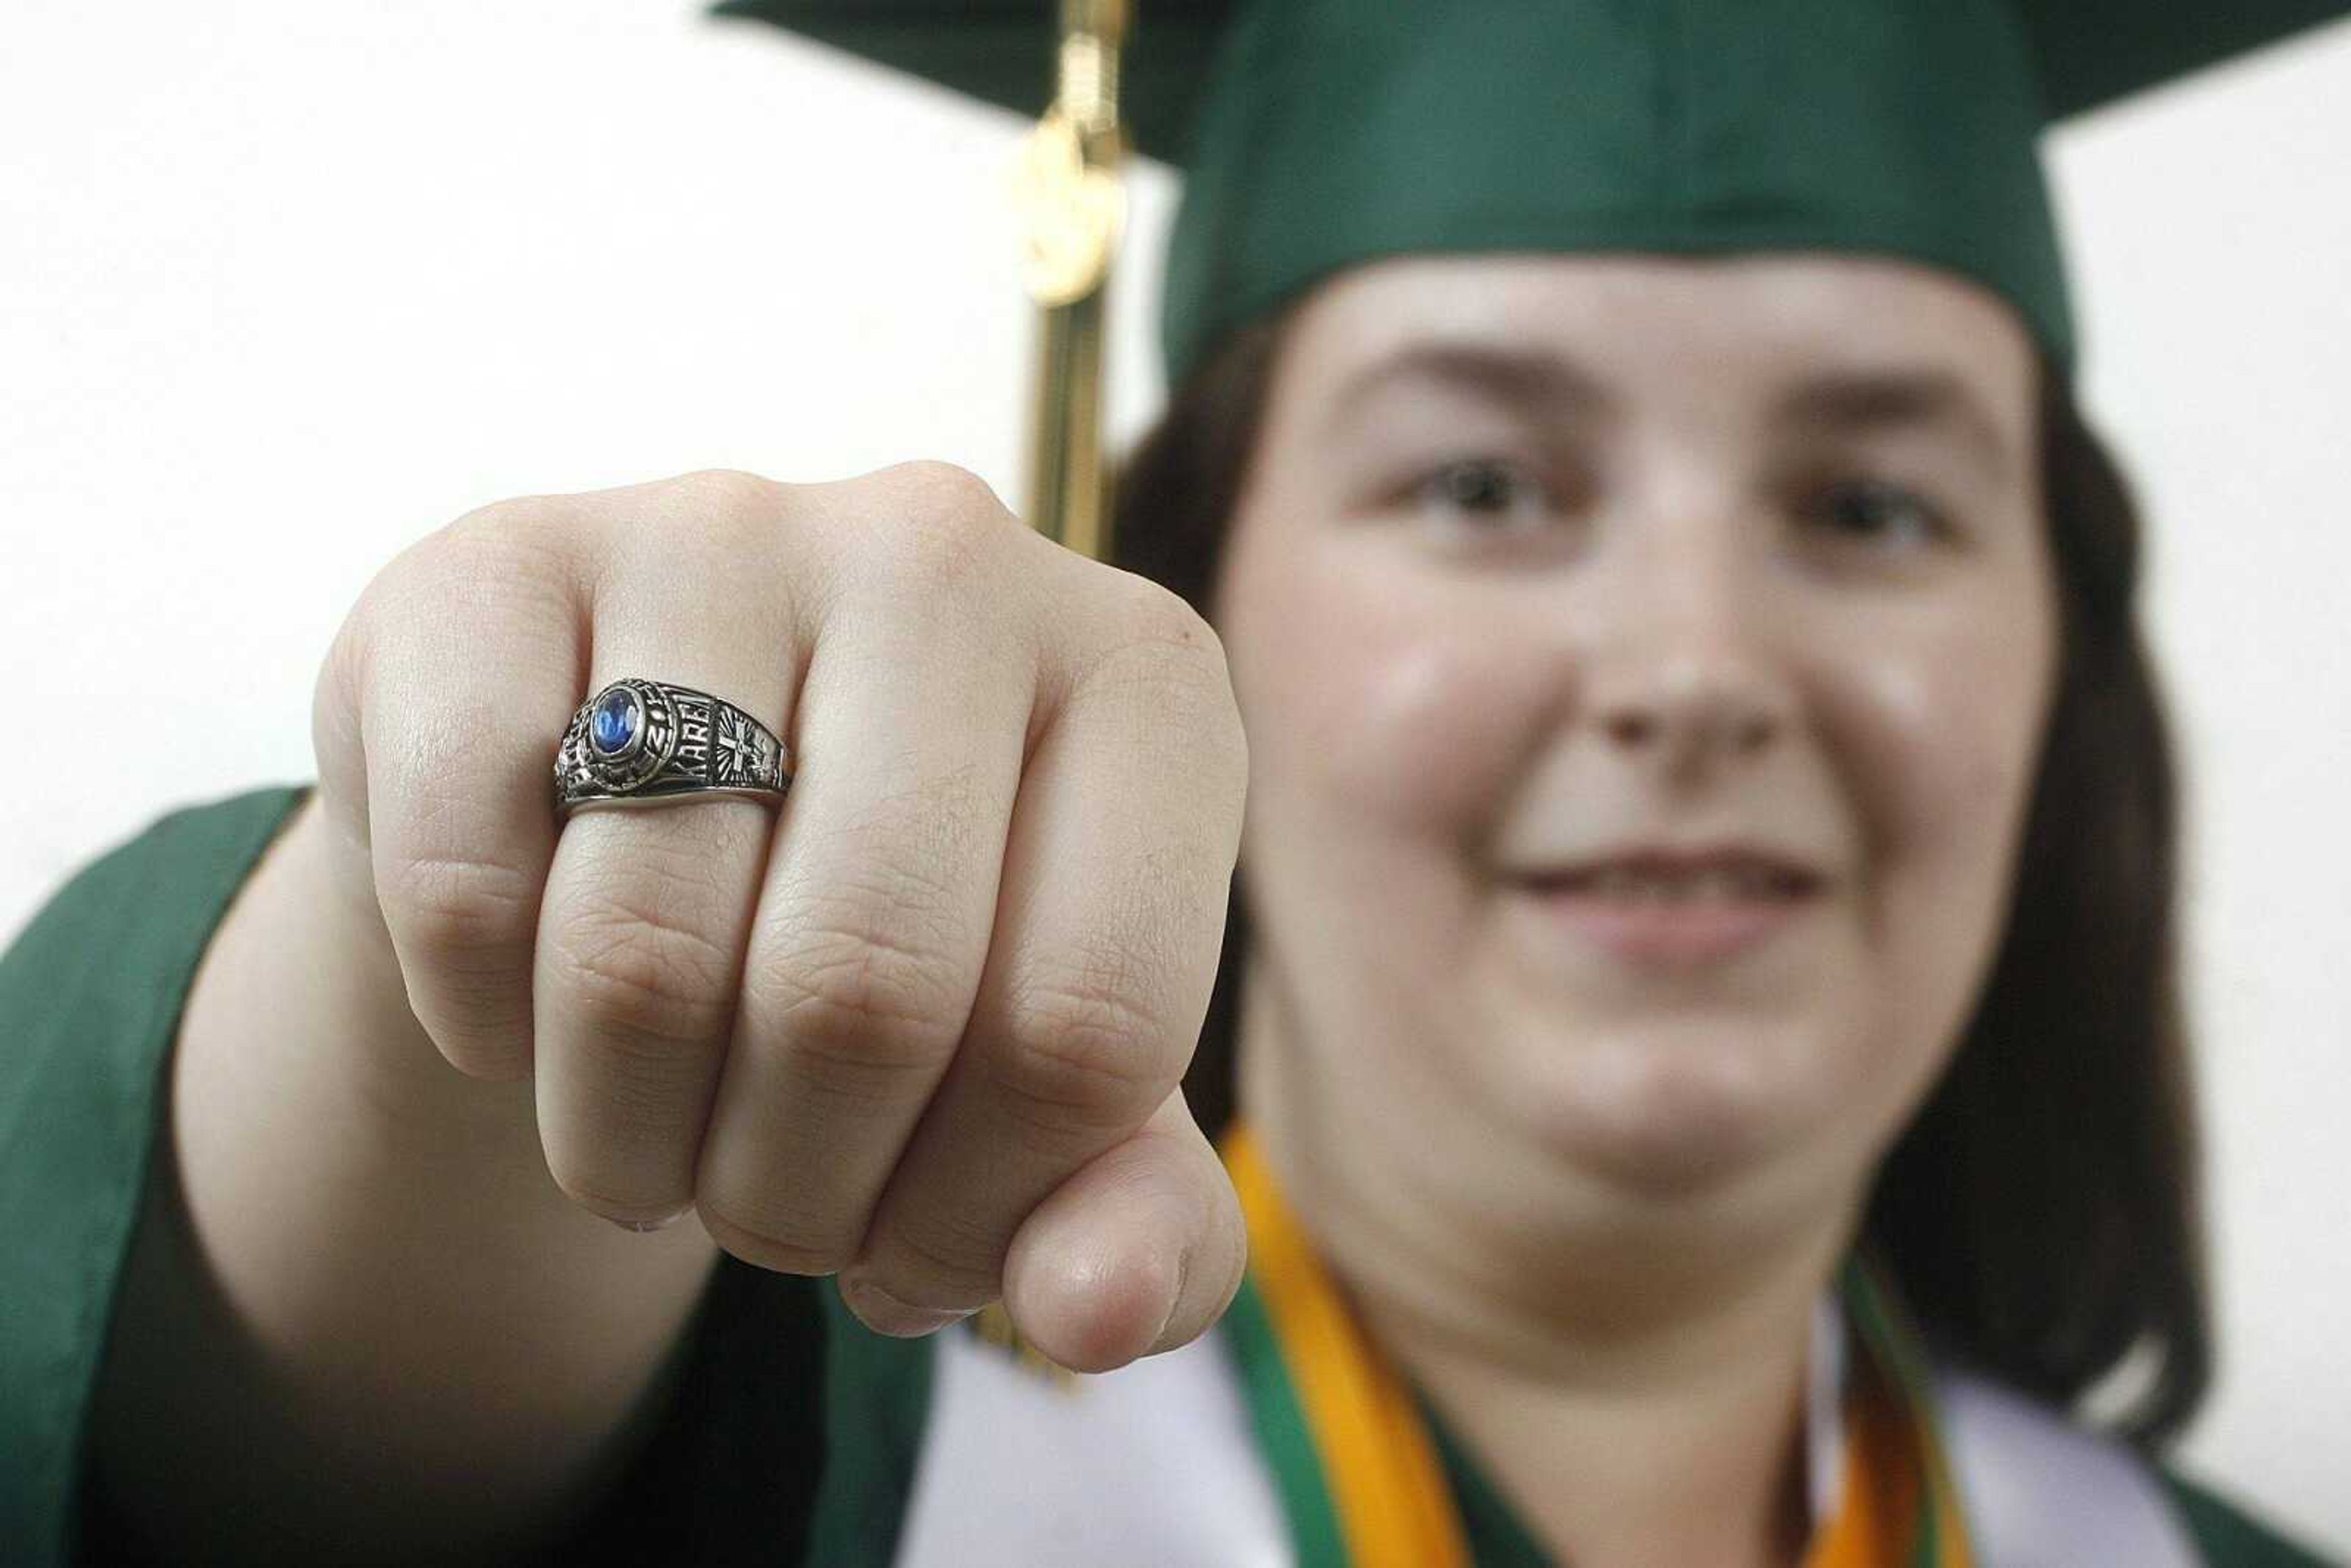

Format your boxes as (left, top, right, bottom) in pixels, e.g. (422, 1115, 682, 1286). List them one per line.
(1580, 546, 1795, 786)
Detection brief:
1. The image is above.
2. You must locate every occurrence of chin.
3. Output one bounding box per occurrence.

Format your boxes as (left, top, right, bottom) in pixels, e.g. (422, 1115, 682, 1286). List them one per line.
(1493, 1018, 1842, 1200)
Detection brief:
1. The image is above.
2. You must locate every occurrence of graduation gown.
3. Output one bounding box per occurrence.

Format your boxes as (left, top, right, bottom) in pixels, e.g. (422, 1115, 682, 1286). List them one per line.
(1, 783, 2335, 1566)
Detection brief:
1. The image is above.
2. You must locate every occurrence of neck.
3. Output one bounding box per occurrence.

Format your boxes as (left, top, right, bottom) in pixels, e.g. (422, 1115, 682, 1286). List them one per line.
(1234, 980, 1864, 1568)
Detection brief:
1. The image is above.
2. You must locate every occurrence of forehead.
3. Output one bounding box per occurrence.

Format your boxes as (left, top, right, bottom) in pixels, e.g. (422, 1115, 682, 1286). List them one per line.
(1279, 252, 2038, 424)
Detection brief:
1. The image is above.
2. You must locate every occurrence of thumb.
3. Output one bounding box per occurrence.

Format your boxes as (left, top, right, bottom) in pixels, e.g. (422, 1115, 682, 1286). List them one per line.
(998, 1088, 1248, 1375)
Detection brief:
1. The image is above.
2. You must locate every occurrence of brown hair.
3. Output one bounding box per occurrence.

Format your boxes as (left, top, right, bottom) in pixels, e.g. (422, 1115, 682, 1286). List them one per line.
(1109, 306, 2210, 1448)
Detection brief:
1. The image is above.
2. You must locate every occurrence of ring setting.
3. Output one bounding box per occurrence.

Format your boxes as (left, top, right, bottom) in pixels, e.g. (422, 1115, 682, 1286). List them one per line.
(555, 678, 790, 814)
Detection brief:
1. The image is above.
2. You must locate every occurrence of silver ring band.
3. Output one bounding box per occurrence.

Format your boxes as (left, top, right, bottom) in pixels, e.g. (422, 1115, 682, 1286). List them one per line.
(554, 677, 792, 816)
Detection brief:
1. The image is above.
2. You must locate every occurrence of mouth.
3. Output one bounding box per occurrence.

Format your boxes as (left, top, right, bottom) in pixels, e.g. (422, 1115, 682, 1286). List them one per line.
(1514, 858, 1827, 967)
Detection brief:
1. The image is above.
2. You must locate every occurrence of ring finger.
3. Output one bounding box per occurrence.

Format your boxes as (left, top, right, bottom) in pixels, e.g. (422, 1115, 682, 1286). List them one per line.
(534, 497, 805, 1227)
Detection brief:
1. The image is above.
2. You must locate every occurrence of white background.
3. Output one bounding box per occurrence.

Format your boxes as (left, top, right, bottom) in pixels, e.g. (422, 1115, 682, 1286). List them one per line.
(3, 1, 2346, 1550)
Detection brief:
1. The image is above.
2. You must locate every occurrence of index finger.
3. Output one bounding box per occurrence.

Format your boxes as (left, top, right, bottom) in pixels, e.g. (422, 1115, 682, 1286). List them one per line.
(327, 503, 591, 1081)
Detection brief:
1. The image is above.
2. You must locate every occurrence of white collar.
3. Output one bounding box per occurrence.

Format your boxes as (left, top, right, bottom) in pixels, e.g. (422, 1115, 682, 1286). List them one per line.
(1807, 1288, 1850, 1531)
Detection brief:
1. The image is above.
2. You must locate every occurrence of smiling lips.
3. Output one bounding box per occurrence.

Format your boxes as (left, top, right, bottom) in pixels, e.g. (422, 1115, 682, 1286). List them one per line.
(1520, 847, 1828, 966)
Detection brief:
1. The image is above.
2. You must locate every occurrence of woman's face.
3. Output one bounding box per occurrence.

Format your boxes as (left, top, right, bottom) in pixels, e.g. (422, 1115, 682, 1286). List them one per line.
(1216, 252, 2057, 1207)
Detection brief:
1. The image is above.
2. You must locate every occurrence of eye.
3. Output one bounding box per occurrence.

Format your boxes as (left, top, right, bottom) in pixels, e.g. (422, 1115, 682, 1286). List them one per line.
(1411, 457, 1559, 529)
(1797, 476, 1952, 552)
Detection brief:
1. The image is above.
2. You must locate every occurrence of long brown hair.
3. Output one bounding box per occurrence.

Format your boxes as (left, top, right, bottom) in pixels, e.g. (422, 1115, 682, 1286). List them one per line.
(1109, 306, 2210, 1447)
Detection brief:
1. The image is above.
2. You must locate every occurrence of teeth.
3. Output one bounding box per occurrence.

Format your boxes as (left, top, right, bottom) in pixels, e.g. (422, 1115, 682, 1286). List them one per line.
(1580, 865, 1787, 900)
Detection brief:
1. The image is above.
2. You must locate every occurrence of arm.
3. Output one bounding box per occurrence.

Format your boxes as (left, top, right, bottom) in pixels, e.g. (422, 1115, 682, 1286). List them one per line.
(84, 788, 729, 1565)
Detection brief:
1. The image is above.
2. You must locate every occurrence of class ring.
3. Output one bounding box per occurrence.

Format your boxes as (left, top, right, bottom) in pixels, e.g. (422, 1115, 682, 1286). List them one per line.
(554, 677, 792, 817)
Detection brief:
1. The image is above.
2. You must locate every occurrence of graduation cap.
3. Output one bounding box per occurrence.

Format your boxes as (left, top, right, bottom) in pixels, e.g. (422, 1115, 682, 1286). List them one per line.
(716, 0, 2345, 386)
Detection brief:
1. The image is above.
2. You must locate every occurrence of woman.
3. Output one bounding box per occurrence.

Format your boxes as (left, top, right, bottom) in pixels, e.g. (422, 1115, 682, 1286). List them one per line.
(2, 1, 2342, 1564)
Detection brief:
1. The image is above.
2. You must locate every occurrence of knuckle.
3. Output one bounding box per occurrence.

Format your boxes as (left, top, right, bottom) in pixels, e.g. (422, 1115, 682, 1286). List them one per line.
(436, 491, 581, 556)
(864, 463, 1014, 582)
(768, 1029, 954, 1118)
(551, 891, 740, 1045)
(1088, 579, 1240, 705)
(1108, 572, 1220, 654)
(380, 853, 540, 975)
(650, 469, 787, 552)
(373, 512, 581, 642)
(747, 896, 969, 1071)
(1120, 573, 1219, 647)
(989, 962, 1181, 1135)
(669, 466, 779, 508)
(878, 459, 1005, 520)
(1075, 593, 1250, 801)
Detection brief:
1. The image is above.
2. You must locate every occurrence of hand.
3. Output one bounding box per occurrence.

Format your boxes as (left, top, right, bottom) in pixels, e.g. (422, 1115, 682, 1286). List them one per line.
(310, 465, 1250, 1372)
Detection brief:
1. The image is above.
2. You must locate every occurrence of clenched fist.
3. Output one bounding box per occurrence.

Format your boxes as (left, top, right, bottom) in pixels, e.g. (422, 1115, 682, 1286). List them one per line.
(310, 463, 1250, 1373)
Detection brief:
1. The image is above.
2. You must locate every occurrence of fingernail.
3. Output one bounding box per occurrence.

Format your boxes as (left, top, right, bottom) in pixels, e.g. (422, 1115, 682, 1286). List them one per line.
(842, 1277, 977, 1338)
(607, 1206, 691, 1234)
(1148, 1247, 1192, 1353)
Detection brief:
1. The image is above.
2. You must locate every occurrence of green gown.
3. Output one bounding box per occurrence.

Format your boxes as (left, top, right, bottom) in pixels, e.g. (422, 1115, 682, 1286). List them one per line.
(0, 784, 2336, 1564)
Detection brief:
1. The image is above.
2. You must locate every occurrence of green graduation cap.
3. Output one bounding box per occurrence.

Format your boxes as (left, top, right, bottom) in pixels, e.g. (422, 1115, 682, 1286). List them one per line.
(713, 0, 2349, 381)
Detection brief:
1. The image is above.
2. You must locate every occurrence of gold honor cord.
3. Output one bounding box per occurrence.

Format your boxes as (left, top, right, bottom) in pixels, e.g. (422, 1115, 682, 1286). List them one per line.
(1221, 1120, 1970, 1568)
(1013, 0, 1128, 561)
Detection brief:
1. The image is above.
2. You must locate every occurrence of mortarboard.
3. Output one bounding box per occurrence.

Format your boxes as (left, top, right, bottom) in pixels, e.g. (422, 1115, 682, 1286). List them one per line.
(711, 1, 2350, 381)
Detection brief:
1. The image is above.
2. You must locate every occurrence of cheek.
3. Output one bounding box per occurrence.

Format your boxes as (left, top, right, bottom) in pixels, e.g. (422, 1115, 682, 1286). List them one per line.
(1226, 553, 1543, 876)
(1830, 607, 2053, 1104)
(1221, 537, 1553, 1116)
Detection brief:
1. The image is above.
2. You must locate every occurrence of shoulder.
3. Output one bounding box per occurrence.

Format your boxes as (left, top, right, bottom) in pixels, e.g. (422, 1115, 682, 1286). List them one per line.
(2156, 1469, 2344, 1568)
(1, 784, 313, 1568)
(1935, 1365, 2341, 1568)
(1, 783, 312, 990)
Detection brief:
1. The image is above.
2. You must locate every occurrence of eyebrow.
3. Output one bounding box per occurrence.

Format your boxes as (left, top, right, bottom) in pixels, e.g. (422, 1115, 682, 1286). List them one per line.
(1773, 370, 2014, 471)
(1325, 344, 2016, 470)
(1324, 342, 1615, 435)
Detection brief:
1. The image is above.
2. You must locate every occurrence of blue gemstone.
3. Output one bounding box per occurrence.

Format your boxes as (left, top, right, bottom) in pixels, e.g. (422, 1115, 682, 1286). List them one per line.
(590, 687, 641, 755)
